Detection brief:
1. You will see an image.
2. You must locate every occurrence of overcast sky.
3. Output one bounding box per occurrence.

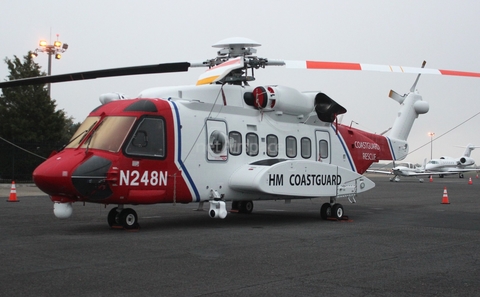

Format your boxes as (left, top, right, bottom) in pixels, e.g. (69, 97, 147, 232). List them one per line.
(1, 0, 480, 163)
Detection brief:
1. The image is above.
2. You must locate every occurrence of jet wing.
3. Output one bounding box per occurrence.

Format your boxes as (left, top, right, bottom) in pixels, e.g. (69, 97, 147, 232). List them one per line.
(366, 169, 392, 175)
(441, 168, 478, 173)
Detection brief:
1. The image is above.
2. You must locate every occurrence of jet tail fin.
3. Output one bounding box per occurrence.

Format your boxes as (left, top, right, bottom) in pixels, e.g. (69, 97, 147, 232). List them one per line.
(463, 144, 477, 157)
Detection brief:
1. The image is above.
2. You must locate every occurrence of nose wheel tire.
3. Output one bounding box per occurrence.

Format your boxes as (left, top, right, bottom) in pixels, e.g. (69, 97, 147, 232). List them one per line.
(108, 207, 119, 227)
(107, 207, 139, 230)
(119, 208, 139, 229)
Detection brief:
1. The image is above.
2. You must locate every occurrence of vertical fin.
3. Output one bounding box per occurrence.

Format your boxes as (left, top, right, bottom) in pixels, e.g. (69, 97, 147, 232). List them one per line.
(387, 62, 429, 160)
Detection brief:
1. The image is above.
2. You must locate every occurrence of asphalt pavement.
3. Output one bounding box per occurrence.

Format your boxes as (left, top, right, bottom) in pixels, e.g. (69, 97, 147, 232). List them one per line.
(1, 173, 479, 296)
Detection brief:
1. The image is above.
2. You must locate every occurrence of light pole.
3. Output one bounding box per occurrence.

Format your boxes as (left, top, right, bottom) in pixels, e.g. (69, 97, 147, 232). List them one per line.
(428, 132, 435, 159)
(31, 34, 68, 97)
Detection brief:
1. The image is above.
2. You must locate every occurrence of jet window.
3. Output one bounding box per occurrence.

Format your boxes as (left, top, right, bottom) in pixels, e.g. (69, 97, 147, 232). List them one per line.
(286, 136, 297, 158)
(246, 133, 259, 156)
(229, 131, 242, 155)
(301, 137, 311, 159)
(125, 117, 166, 158)
(266, 134, 278, 157)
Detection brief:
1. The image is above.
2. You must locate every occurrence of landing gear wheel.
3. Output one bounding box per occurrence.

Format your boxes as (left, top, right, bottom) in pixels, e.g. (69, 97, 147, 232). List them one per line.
(239, 201, 254, 214)
(332, 204, 344, 220)
(107, 207, 119, 227)
(231, 201, 240, 211)
(320, 203, 331, 220)
(119, 208, 139, 229)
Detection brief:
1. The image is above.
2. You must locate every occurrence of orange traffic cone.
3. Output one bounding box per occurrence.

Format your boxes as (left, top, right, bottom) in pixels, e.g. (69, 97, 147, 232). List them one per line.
(441, 187, 450, 204)
(429, 175, 433, 182)
(6, 181, 19, 202)
(468, 177, 473, 185)
(476, 173, 478, 179)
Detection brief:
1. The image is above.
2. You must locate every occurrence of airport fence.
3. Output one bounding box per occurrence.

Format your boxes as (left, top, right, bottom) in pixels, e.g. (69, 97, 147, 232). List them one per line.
(0, 140, 62, 183)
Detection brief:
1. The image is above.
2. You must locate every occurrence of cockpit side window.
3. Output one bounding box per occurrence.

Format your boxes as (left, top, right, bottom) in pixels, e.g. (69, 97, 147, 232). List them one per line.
(125, 117, 165, 158)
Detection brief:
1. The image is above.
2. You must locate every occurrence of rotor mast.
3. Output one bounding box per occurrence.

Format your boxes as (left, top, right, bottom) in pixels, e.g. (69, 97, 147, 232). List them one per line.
(191, 37, 283, 85)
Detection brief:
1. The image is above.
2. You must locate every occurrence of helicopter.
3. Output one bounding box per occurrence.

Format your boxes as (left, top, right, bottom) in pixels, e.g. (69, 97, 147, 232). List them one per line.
(2, 37, 480, 230)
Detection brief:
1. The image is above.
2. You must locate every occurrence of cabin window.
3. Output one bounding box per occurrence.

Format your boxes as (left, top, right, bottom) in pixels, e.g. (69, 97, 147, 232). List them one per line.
(286, 136, 297, 158)
(266, 134, 278, 157)
(301, 137, 311, 159)
(319, 139, 329, 159)
(246, 133, 259, 156)
(125, 117, 165, 158)
(229, 131, 242, 155)
(209, 130, 226, 154)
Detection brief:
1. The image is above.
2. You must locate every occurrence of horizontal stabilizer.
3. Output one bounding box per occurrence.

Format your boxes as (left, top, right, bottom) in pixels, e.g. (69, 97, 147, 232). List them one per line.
(389, 90, 405, 104)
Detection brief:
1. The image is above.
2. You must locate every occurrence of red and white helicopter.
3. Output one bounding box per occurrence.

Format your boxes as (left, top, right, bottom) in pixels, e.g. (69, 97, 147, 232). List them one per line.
(2, 37, 480, 229)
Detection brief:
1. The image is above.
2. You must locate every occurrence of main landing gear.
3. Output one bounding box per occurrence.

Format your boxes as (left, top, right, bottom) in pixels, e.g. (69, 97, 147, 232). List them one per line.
(108, 206, 139, 230)
(231, 200, 254, 214)
(320, 202, 345, 220)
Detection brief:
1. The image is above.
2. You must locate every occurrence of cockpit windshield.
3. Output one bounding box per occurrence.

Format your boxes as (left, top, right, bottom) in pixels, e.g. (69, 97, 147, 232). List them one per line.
(66, 116, 136, 152)
(65, 117, 100, 148)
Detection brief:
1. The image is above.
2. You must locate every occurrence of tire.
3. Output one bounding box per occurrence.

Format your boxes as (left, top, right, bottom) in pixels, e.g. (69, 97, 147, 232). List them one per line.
(107, 207, 119, 227)
(119, 208, 138, 229)
(320, 203, 331, 220)
(231, 201, 239, 210)
(240, 201, 254, 214)
(332, 204, 344, 220)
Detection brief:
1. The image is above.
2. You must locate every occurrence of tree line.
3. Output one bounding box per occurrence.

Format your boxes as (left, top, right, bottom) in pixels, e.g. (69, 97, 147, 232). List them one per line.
(0, 52, 80, 182)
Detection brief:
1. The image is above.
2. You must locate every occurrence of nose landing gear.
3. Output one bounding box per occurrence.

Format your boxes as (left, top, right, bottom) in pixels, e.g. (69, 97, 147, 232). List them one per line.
(108, 206, 139, 230)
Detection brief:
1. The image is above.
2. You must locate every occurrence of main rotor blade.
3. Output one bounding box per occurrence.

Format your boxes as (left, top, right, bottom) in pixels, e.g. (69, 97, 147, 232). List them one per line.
(0, 62, 191, 88)
(284, 60, 480, 78)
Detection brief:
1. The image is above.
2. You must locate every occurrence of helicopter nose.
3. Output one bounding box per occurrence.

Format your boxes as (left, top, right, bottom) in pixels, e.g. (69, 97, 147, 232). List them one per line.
(71, 155, 113, 200)
(33, 152, 113, 201)
(33, 152, 81, 197)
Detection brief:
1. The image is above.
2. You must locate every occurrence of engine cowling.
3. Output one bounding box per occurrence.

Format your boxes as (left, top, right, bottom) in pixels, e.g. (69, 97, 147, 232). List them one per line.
(459, 156, 475, 166)
(243, 85, 346, 122)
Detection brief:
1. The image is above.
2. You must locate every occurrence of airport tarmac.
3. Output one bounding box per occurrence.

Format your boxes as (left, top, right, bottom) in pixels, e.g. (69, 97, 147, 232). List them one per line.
(1, 174, 479, 296)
